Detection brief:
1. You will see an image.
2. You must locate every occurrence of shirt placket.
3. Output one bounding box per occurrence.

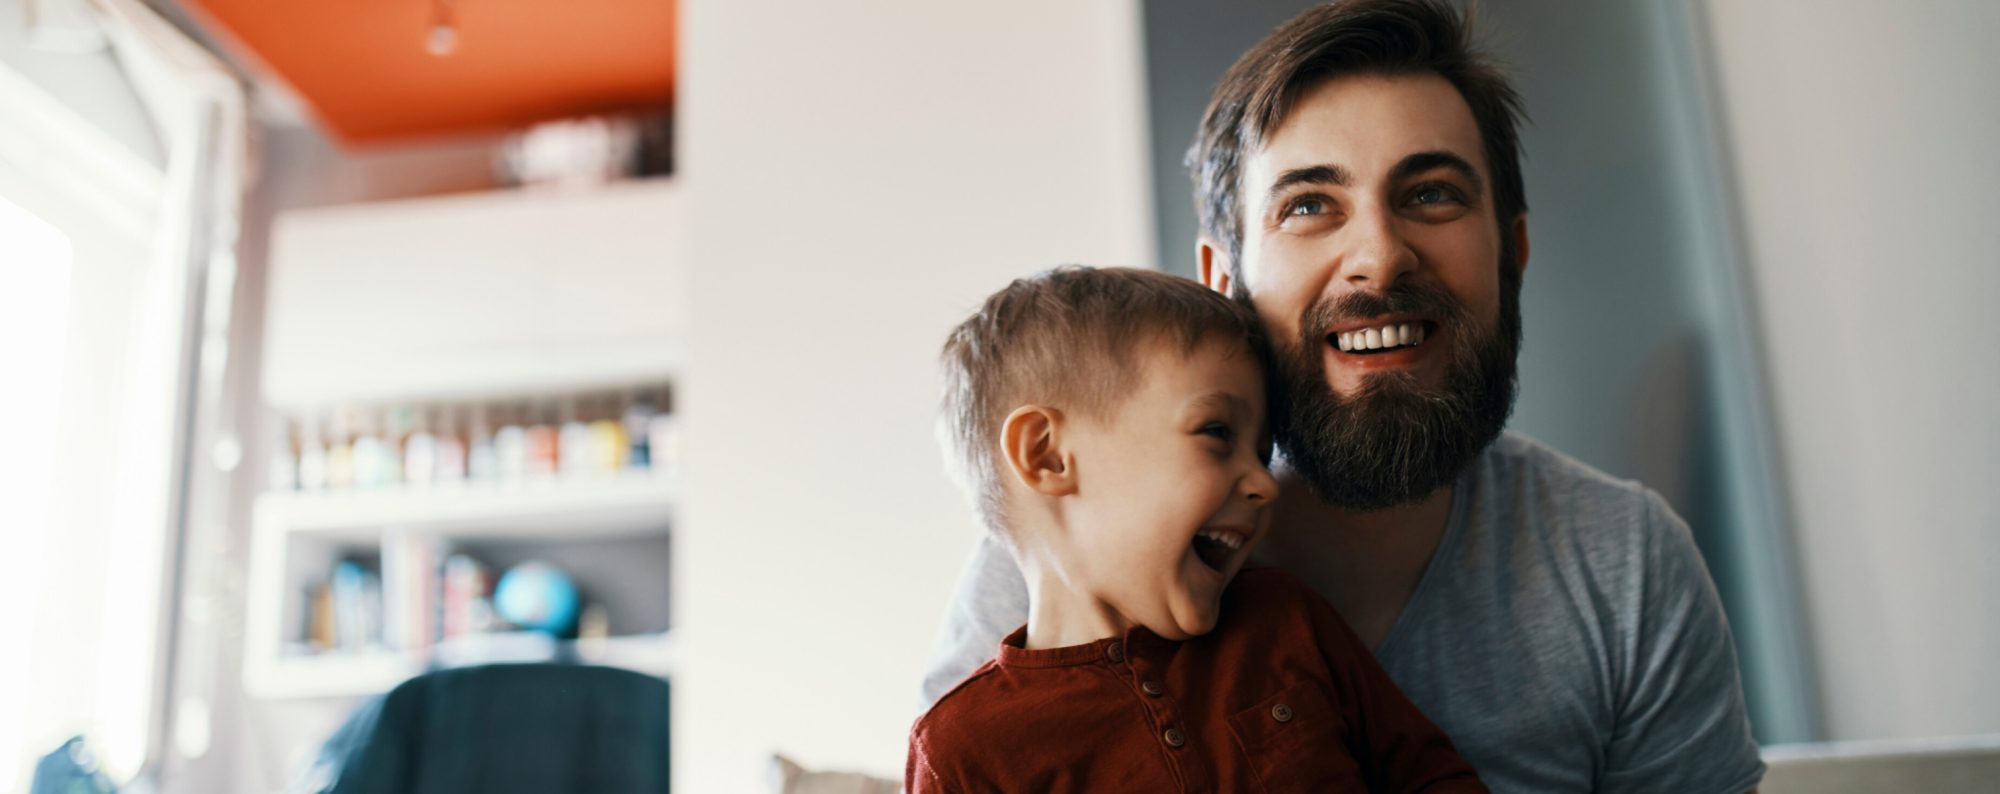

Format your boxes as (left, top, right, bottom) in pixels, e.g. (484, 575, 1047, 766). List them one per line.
(1108, 637, 1210, 793)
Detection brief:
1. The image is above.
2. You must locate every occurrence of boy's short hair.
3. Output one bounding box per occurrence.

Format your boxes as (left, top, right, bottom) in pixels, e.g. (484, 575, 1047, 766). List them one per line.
(938, 266, 1270, 535)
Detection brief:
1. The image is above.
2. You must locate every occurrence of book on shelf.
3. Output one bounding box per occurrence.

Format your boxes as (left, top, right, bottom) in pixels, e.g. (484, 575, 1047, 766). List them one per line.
(299, 543, 513, 657)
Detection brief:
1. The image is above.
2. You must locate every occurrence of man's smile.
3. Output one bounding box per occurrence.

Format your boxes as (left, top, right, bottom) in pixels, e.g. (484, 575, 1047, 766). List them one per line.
(1324, 316, 1445, 371)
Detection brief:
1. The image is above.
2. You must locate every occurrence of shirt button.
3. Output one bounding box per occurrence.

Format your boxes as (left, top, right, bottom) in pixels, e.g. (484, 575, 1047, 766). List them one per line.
(1271, 703, 1294, 723)
(1105, 641, 1125, 663)
(1163, 727, 1186, 748)
(1141, 681, 1164, 697)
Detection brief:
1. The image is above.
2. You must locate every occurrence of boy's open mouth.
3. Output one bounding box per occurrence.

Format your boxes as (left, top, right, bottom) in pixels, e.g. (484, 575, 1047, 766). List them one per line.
(1192, 528, 1246, 572)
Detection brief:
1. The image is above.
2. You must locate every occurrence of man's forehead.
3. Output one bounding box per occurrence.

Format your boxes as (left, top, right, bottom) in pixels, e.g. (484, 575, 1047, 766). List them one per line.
(1249, 72, 1487, 189)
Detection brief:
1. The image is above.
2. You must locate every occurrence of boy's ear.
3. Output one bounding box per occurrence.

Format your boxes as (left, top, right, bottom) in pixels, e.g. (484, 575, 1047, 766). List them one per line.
(1197, 237, 1233, 296)
(1000, 405, 1077, 496)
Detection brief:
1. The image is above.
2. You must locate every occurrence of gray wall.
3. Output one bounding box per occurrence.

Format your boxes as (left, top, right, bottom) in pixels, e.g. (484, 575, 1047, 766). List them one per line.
(1142, 0, 1816, 743)
(1702, 0, 2000, 742)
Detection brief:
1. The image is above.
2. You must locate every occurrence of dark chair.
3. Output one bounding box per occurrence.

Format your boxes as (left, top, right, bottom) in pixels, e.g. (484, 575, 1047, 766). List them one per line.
(312, 663, 670, 794)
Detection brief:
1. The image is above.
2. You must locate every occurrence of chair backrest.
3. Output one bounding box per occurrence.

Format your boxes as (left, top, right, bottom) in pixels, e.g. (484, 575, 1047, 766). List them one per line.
(324, 663, 670, 794)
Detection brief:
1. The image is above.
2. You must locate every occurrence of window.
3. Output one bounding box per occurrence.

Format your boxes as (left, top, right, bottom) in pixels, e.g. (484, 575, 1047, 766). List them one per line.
(0, 192, 76, 791)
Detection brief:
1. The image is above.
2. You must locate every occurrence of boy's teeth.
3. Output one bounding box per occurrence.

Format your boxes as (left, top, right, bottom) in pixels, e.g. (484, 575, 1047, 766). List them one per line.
(1336, 322, 1426, 352)
(1198, 530, 1243, 550)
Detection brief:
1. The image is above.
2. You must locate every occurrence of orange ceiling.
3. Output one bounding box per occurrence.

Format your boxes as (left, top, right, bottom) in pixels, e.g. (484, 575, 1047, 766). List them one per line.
(185, 0, 675, 145)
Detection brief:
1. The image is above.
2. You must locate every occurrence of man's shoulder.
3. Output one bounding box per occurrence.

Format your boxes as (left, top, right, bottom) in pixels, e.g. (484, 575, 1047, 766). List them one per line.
(1478, 431, 1676, 538)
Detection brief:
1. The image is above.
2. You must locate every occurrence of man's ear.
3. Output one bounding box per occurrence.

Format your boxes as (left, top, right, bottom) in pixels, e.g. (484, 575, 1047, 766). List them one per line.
(1509, 214, 1531, 276)
(1197, 237, 1234, 296)
(1000, 405, 1077, 496)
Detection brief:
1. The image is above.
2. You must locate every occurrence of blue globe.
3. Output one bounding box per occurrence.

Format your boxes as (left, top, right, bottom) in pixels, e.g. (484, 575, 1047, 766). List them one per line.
(494, 562, 580, 635)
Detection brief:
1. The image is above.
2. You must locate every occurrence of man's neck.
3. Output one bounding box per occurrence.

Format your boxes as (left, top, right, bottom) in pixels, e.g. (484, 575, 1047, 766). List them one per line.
(1257, 478, 1456, 649)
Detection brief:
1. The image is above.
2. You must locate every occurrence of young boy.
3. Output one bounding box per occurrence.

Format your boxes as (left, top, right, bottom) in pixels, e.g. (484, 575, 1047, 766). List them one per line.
(908, 267, 1485, 793)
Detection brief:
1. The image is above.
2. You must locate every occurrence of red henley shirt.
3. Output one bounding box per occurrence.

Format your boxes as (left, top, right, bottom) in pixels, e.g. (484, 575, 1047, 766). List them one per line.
(906, 568, 1487, 793)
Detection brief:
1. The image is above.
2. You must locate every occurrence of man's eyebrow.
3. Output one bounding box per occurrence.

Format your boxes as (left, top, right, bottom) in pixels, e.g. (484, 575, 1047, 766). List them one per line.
(1264, 164, 1351, 208)
(1391, 150, 1485, 196)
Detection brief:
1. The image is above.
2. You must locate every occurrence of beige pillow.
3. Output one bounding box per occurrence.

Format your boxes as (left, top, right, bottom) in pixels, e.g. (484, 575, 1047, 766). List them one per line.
(768, 754, 901, 794)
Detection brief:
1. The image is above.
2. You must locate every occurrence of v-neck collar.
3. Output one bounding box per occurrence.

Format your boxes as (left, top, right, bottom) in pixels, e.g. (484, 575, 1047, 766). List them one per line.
(1373, 461, 1476, 659)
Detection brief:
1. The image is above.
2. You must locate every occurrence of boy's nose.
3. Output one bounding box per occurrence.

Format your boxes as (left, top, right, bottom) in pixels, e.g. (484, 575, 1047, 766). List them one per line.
(1241, 464, 1278, 503)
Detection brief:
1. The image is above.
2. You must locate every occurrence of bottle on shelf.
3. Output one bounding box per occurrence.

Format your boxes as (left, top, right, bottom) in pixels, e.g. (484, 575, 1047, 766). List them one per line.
(623, 389, 656, 470)
(558, 396, 593, 478)
(434, 404, 468, 484)
(351, 408, 389, 489)
(467, 402, 498, 482)
(268, 414, 300, 492)
(297, 410, 328, 491)
(588, 393, 629, 474)
(381, 404, 412, 485)
(494, 402, 529, 481)
(404, 405, 438, 487)
(525, 400, 560, 478)
(325, 407, 356, 490)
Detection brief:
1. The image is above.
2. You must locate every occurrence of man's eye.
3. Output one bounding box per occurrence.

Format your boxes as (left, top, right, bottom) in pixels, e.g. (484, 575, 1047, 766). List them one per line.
(1286, 197, 1327, 216)
(1409, 184, 1461, 206)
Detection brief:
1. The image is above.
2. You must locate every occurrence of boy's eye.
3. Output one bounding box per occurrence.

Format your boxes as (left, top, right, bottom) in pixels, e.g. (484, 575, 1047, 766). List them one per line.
(1199, 422, 1234, 442)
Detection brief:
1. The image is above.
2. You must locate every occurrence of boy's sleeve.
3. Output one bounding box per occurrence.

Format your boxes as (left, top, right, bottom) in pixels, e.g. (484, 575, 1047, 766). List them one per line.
(1303, 585, 1488, 794)
(919, 535, 1029, 708)
(904, 731, 950, 794)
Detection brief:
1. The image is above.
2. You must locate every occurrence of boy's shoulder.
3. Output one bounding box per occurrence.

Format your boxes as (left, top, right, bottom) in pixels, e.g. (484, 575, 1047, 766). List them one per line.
(914, 656, 1000, 722)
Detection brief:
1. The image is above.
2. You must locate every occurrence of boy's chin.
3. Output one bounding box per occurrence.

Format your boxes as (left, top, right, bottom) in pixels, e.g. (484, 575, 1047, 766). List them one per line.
(1147, 603, 1221, 642)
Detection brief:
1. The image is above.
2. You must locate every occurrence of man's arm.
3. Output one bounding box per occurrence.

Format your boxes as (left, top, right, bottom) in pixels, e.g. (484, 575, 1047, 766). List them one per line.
(919, 534, 1029, 708)
(1598, 491, 1765, 793)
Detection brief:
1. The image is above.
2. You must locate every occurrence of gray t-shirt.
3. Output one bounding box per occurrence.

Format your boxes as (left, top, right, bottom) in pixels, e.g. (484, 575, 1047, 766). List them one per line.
(919, 432, 1764, 794)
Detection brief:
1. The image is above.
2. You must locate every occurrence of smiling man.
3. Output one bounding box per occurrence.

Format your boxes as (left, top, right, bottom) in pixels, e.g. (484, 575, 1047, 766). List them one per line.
(921, 2, 1764, 792)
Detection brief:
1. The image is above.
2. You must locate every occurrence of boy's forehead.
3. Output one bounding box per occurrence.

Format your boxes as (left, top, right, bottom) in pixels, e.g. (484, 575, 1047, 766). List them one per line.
(1132, 335, 1266, 402)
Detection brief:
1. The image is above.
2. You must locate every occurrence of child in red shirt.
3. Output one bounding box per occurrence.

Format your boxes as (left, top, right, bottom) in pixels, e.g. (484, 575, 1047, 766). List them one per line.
(911, 267, 1484, 792)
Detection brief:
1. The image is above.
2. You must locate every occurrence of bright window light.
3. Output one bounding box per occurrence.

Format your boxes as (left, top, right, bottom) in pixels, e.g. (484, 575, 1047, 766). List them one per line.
(0, 192, 75, 792)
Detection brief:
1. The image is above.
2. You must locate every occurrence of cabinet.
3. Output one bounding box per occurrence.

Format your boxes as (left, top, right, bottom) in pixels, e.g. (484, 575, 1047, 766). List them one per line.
(245, 179, 685, 699)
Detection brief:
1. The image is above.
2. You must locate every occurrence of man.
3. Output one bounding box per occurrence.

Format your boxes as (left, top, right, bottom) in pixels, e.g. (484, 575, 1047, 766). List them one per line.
(920, 1, 1764, 792)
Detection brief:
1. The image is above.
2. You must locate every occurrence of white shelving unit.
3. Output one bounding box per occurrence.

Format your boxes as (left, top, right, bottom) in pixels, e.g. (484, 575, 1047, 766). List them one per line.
(246, 179, 687, 701)
(242, 475, 681, 700)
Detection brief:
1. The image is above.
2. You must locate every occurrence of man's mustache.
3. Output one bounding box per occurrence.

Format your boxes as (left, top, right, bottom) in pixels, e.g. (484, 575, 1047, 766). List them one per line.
(1299, 282, 1468, 341)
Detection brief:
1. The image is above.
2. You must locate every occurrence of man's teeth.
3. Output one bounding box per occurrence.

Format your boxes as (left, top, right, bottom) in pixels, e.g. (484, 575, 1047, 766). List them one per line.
(1336, 322, 1426, 352)
(1197, 529, 1243, 550)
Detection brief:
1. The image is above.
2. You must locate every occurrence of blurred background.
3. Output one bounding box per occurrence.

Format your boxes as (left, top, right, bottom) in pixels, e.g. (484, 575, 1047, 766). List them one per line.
(1, 0, 1995, 791)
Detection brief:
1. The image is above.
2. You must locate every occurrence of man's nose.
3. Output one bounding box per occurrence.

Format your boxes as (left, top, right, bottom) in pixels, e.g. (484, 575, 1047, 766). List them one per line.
(1339, 204, 1418, 289)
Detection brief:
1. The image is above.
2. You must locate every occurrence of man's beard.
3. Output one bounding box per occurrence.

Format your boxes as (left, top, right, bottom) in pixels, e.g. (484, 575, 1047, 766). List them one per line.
(1258, 259, 1522, 511)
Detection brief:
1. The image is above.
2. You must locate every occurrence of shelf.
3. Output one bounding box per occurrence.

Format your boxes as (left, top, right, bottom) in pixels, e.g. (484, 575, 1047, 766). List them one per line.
(243, 632, 679, 700)
(244, 473, 681, 701)
(254, 472, 678, 539)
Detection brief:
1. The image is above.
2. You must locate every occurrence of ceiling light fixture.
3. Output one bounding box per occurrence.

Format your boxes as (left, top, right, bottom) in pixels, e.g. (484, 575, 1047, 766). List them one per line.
(426, 0, 458, 56)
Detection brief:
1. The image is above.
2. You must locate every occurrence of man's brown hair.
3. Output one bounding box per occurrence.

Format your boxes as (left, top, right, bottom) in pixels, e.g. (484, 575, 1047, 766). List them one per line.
(938, 266, 1269, 535)
(1188, 0, 1528, 276)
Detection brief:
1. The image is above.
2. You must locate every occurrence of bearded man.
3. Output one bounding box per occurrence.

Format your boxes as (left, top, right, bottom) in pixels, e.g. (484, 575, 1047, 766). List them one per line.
(919, 1, 1764, 792)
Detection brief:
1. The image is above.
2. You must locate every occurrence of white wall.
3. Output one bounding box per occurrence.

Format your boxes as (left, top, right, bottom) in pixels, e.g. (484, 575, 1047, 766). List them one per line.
(676, 0, 1155, 788)
(1703, 0, 2000, 741)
